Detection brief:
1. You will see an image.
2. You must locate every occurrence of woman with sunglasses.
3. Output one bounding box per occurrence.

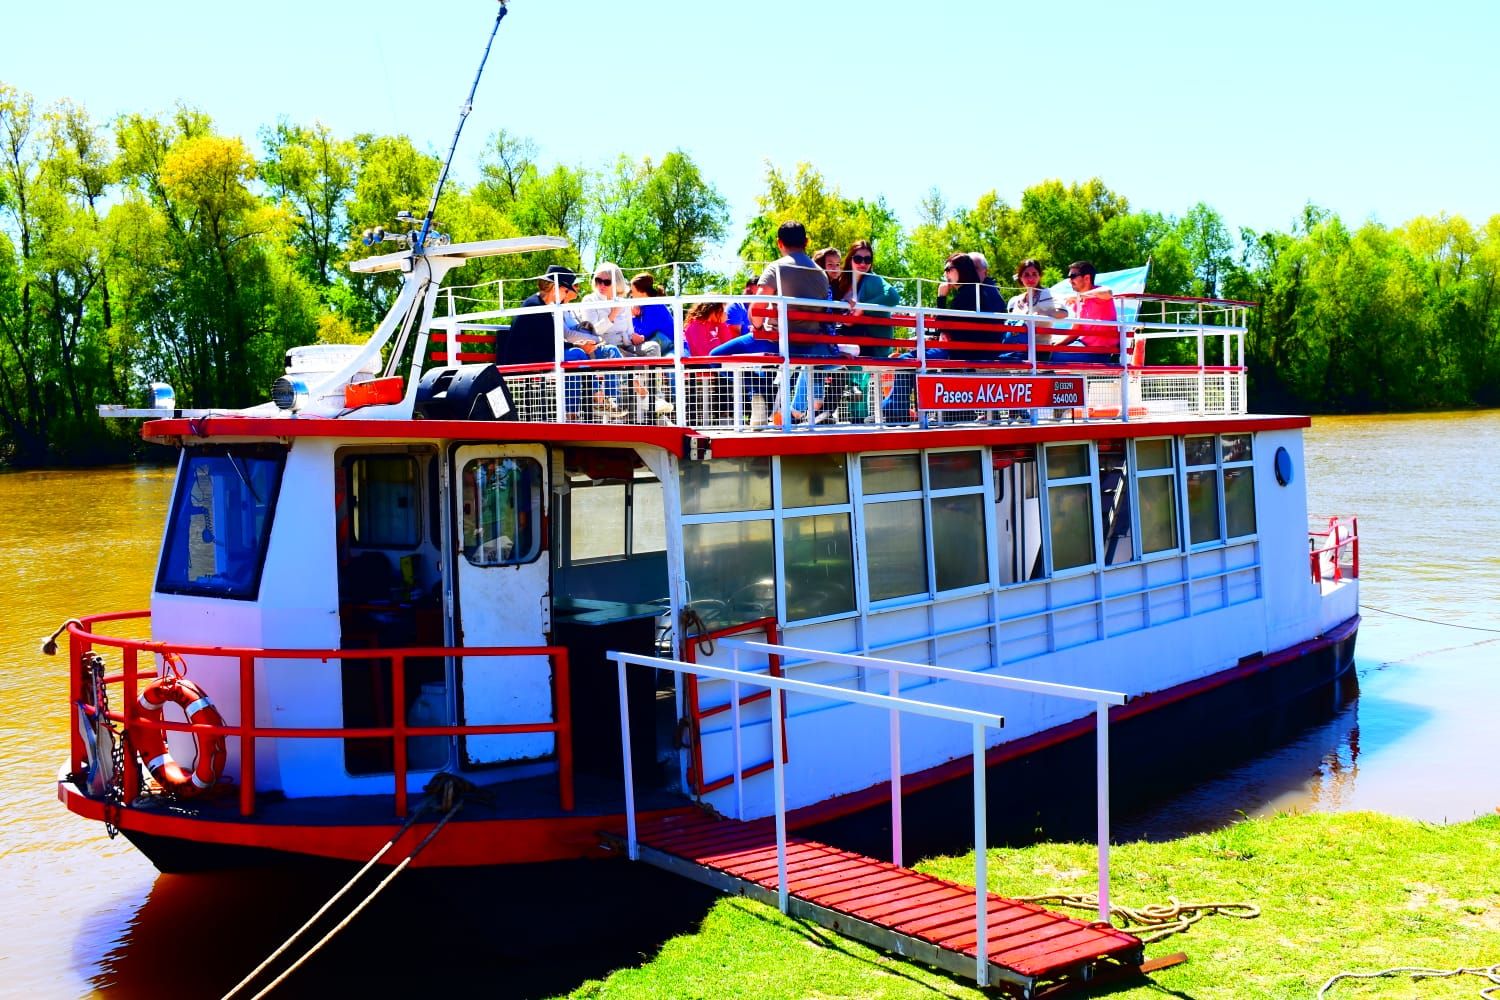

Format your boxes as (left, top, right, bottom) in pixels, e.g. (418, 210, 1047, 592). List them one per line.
(831, 241, 902, 421)
(568, 262, 635, 417)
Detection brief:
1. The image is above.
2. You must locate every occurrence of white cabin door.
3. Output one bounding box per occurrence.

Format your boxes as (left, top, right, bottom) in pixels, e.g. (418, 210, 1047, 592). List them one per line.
(451, 444, 553, 766)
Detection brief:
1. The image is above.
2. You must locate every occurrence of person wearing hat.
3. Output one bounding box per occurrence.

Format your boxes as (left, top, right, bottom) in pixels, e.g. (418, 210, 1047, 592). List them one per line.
(501, 265, 580, 365)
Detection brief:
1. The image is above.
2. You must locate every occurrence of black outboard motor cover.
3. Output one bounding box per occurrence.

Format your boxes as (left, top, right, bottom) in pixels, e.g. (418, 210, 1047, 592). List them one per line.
(415, 364, 516, 420)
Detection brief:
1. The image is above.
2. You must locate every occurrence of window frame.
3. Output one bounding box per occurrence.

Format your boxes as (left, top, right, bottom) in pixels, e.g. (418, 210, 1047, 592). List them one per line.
(155, 444, 288, 601)
(459, 455, 546, 568)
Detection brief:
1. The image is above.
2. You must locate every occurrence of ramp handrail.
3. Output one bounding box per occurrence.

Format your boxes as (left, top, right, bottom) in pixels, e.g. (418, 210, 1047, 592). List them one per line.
(724, 638, 1126, 922)
(611, 650, 1006, 988)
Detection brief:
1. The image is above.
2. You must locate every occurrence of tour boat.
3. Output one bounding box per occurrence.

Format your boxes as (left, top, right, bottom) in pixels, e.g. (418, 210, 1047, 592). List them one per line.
(52, 230, 1360, 872)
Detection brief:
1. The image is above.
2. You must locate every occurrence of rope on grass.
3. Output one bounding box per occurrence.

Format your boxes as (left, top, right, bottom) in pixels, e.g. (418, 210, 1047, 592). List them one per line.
(1317, 962, 1500, 999)
(1015, 892, 1259, 944)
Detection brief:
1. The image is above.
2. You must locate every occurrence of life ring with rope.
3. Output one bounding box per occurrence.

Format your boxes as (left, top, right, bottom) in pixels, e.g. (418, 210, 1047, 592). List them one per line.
(129, 652, 227, 797)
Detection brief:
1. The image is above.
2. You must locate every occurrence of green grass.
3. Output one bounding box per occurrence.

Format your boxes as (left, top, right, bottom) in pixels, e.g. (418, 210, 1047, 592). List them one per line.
(564, 812, 1500, 999)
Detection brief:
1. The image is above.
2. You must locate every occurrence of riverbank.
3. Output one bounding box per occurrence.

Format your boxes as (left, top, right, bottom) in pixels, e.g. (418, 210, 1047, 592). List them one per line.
(570, 811, 1500, 999)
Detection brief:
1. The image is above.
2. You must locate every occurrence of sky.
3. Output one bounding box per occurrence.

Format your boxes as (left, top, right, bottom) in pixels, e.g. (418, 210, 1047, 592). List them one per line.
(7, 0, 1499, 263)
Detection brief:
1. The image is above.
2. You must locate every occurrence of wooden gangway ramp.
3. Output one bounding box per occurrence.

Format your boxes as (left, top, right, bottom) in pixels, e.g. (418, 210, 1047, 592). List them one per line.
(607, 810, 1144, 997)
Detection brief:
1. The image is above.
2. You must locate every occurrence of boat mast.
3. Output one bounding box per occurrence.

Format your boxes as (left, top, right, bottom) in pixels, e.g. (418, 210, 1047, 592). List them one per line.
(415, 0, 511, 253)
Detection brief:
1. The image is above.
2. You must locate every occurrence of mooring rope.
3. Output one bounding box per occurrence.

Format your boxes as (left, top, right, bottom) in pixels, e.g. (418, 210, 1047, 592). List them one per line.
(1360, 604, 1500, 634)
(1317, 962, 1500, 998)
(222, 774, 475, 1000)
(1015, 892, 1259, 945)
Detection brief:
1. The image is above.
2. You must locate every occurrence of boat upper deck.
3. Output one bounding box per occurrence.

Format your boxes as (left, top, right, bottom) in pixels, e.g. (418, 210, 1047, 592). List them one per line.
(128, 246, 1285, 452)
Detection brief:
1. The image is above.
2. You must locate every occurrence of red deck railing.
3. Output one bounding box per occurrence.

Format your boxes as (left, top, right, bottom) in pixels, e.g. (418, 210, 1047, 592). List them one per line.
(66, 611, 573, 819)
(679, 616, 784, 794)
(1309, 515, 1360, 583)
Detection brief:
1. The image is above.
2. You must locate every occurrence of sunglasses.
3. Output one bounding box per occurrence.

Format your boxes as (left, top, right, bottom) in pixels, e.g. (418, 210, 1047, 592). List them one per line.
(851, 255, 873, 264)
(1067, 272, 1086, 279)
(594, 276, 612, 285)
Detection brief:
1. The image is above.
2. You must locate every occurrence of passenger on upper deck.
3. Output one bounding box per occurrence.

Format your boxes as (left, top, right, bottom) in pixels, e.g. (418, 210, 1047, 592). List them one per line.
(629, 273, 675, 353)
(575, 263, 659, 357)
(969, 252, 1007, 314)
(1007, 258, 1067, 319)
(1060, 260, 1119, 364)
(500, 265, 579, 365)
(832, 240, 902, 359)
(935, 252, 1006, 360)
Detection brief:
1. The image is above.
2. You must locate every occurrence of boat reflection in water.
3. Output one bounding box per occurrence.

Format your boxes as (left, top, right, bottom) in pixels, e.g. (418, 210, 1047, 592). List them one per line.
(93, 862, 720, 998)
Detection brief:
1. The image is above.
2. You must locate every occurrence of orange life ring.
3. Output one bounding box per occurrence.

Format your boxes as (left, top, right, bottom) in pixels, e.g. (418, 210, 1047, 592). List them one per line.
(130, 653, 227, 797)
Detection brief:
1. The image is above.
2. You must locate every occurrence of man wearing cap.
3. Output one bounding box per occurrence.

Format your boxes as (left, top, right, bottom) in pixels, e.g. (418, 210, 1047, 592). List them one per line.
(502, 265, 582, 365)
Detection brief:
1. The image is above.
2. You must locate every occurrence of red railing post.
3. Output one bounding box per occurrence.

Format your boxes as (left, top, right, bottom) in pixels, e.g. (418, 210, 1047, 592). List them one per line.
(1330, 519, 1343, 582)
(238, 653, 256, 818)
(391, 654, 408, 818)
(553, 648, 574, 812)
(1351, 517, 1360, 579)
(68, 628, 86, 774)
(121, 646, 139, 805)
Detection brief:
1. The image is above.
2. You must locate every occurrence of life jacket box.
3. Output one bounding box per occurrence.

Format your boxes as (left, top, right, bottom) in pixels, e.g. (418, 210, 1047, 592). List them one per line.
(415, 364, 516, 421)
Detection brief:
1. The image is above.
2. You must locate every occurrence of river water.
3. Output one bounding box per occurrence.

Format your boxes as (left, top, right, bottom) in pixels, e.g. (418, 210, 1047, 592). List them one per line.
(1, 412, 1496, 997)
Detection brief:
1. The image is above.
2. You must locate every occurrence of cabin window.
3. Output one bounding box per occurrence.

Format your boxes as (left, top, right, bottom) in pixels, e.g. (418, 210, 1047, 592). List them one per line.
(1184, 435, 1222, 545)
(779, 454, 856, 621)
(1044, 444, 1095, 572)
(781, 453, 850, 508)
(1134, 437, 1180, 555)
(631, 476, 666, 554)
(1222, 434, 1257, 538)
(861, 455, 927, 603)
(682, 519, 775, 628)
(460, 457, 543, 566)
(1097, 441, 1134, 565)
(680, 456, 772, 515)
(927, 450, 988, 591)
(570, 482, 627, 562)
(157, 445, 286, 600)
(348, 455, 421, 548)
(784, 512, 856, 620)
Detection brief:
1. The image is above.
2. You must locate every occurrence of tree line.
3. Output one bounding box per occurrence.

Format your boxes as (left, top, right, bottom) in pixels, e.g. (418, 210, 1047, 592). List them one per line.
(2, 82, 1497, 465)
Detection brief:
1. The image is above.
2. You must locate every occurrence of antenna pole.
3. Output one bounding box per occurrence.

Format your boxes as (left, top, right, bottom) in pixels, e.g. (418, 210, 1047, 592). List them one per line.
(416, 1, 510, 251)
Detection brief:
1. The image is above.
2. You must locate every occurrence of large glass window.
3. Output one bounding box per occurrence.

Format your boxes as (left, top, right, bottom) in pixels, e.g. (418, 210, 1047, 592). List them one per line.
(1045, 444, 1095, 572)
(1183, 436, 1222, 545)
(933, 493, 988, 590)
(1221, 434, 1257, 538)
(348, 455, 420, 548)
(157, 445, 287, 600)
(863, 499, 927, 602)
(784, 513, 856, 620)
(1134, 437, 1179, 556)
(570, 482, 626, 562)
(782, 454, 849, 508)
(680, 457, 771, 514)
(683, 519, 775, 628)
(461, 457, 543, 566)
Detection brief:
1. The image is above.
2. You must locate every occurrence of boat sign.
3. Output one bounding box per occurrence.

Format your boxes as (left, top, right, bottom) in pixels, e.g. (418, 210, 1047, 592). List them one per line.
(915, 375, 1085, 410)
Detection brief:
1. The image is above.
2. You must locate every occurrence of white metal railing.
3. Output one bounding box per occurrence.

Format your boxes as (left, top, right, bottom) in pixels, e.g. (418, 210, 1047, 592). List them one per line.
(611, 650, 1007, 987)
(425, 288, 1249, 431)
(722, 639, 1127, 922)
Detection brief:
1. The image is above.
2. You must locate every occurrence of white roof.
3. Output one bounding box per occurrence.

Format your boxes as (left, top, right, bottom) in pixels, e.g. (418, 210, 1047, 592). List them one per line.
(348, 235, 571, 275)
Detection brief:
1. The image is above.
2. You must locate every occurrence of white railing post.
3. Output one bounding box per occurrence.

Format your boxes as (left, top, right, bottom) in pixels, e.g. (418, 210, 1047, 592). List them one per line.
(553, 305, 568, 422)
(731, 649, 745, 821)
(617, 658, 638, 861)
(1096, 700, 1111, 923)
(672, 297, 686, 426)
(444, 287, 457, 365)
(771, 675, 789, 913)
(776, 283, 792, 431)
(889, 666, 903, 867)
(972, 722, 990, 988)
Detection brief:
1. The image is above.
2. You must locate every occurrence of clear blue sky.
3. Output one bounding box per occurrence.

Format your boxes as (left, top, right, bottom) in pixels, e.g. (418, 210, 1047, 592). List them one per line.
(8, 0, 1499, 260)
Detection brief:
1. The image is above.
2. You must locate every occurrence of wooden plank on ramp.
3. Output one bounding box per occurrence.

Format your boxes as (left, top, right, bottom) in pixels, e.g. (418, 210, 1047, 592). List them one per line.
(605, 811, 1144, 997)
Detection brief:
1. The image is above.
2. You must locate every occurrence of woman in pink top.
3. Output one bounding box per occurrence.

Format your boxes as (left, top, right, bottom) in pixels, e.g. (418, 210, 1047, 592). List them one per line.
(683, 301, 733, 355)
(1061, 260, 1119, 364)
